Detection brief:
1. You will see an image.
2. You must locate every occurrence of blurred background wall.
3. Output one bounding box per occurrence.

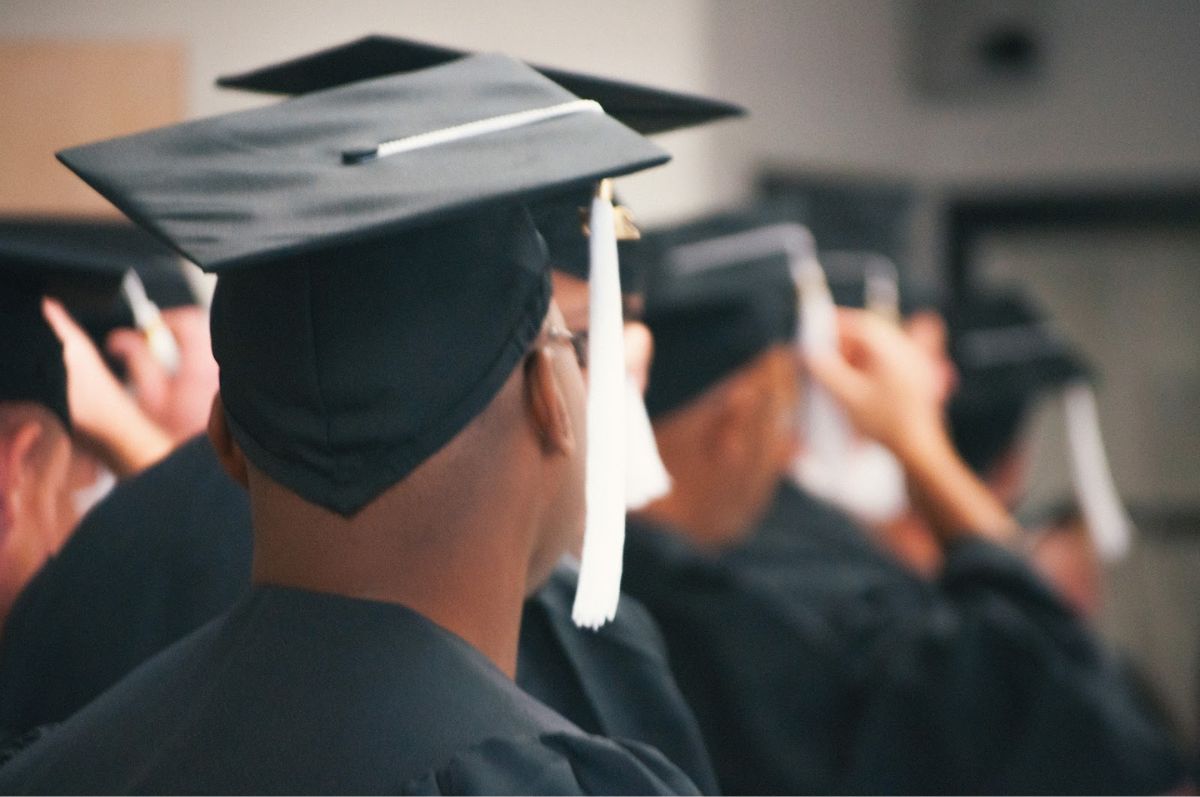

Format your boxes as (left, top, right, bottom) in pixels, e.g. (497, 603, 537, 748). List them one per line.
(3, 0, 1197, 744)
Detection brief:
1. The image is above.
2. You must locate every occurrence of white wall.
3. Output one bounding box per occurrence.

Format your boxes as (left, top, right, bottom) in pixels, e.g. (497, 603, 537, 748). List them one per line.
(8, 1, 1198, 217)
(705, 0, 1200, 198)
(0, 0, 723, 223)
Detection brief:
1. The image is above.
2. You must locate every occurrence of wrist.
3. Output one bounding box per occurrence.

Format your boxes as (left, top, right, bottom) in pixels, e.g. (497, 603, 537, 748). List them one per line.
(84, 398, 173, 477)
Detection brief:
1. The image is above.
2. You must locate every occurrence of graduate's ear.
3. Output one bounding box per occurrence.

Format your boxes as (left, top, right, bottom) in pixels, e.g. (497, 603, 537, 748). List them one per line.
(714, 364, 774, 462)
(524, 347, 577, 457)
(0, 418, 46, 535)
(207, 393, 249, 488)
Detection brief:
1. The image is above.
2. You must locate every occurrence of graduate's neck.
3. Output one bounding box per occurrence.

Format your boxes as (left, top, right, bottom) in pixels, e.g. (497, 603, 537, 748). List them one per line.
(635, 484, 740, 552)
(247, 458, 537, 679)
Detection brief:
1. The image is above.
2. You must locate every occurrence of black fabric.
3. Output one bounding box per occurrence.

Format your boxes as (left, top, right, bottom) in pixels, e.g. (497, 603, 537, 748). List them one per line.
(1, 437, 713, 793)
(58, 55, 668, 274)
(621, 480, 1185, 794)
(638, 205, 802, 312)
(0, 287, 69, 430)
(216, 35, 744, 136)
(0, 217, 145, 297)
(210, 206, 551, 516)
(0, 436, 251, 741)
(528, 189, 645, 288)
(948, 289, 1091, 475)
(0, 216, 194, 382)
(821, 251, 940, 317)
(0, 586, 698, 795)
(519, 564, 720, 794)
(644, 288, 795, 418)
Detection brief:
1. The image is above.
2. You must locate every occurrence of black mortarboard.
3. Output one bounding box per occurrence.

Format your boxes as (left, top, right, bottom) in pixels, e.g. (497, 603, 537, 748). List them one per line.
(820, 250, 941, 319)
(635, 210, 818, 417)
(947, 290, 1090, 475)
(57, 53, 669, 524)
(638, 206, 802, 311)
(0, 218, 194, 378)
(217, 37, 743, 292)
(0, 217, 186, 429)
(644, 289, 796, 418)
(0, 287, 68, 430)
(216, 34, 744, 136)
(528, 188, 647, 291)
(639, 226, 796, 419)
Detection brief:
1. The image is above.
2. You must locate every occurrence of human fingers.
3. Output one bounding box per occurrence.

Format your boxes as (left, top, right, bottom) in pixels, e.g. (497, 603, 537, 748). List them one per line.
(107, 328, 169, 418)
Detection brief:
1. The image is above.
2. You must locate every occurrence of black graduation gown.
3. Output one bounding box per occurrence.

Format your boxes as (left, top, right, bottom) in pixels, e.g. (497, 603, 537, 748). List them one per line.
(0, 586, 699, 795)
(0, 435, 715, 790)
(621, 480, 1184, 795)
(0, 435, 252, 741)
(518, 564, 720, 794)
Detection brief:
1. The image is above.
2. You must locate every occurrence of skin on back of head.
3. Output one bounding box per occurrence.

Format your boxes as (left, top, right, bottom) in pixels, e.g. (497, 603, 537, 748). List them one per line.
(0, 402, 76, 631)
(644, 345, 798, 549)
(208, 301, 587, 677)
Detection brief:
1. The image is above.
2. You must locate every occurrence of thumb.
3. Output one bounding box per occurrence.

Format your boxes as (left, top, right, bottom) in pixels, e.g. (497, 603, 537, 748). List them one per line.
(107, 328, 169, 417)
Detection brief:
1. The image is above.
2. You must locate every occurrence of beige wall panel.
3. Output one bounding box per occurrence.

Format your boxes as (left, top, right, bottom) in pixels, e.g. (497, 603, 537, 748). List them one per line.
(0, 40, 184, 216)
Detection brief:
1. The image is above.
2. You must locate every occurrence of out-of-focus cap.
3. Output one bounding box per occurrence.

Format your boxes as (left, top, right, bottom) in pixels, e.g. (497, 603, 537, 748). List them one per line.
(216, 34, 745, 135)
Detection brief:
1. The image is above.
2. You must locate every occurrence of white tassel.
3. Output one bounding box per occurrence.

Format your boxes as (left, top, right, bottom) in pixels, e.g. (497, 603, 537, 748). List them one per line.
(791, 251, 856, 499)
(791, 252, 912, 523)
(1063, 382, 1134, 562)
(122, 270, 180, 374)
(624, 375, 672, 510)
(572, 182, 627, 629)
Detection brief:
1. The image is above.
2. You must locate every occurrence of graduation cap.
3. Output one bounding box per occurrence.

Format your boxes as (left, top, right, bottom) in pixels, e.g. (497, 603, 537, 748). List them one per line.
(642, 210, 913, 522)
(948, 290, 1132, 561)
(947, 290, 1089, 476)
(0, 218, 190, 378)
(216, 36, 743, 289)
(0, 216, 190, 429)
(58, 53, 670, 628)
(216, 34, 745, 136)
(215, 36, 744, 291)
(215, 40, 744, 542)
(639, 217, 802, 417)
(0, 287, 68, 431)
(643, 290, 796, 418)
(820, 250, 941, 321)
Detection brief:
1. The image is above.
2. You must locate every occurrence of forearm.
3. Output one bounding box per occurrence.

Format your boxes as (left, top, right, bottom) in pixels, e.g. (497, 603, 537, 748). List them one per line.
(78, 397, 174, 478)
(893, 422, 1020, 547)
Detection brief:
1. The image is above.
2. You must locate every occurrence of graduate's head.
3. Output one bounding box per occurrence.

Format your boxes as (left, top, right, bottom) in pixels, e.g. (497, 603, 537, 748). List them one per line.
(641, 288, 799, 548)
(213, 37, 743, 624)
(947, 290, 1090, 506)
(0, 290, 75, 614)
(59, 53, 675, 614)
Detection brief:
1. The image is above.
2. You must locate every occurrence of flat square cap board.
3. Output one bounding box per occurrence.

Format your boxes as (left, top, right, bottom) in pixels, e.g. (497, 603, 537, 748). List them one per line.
(216, 34, 744, 135)
(57, 53, 670, 274)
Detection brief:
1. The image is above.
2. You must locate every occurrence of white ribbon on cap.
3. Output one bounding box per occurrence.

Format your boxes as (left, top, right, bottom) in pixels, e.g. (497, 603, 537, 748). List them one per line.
(354, 99, 604, 162)
(1062, 381, 1134, 561)
(572, 185, 628, 629)
(122, 270, 181, 374)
